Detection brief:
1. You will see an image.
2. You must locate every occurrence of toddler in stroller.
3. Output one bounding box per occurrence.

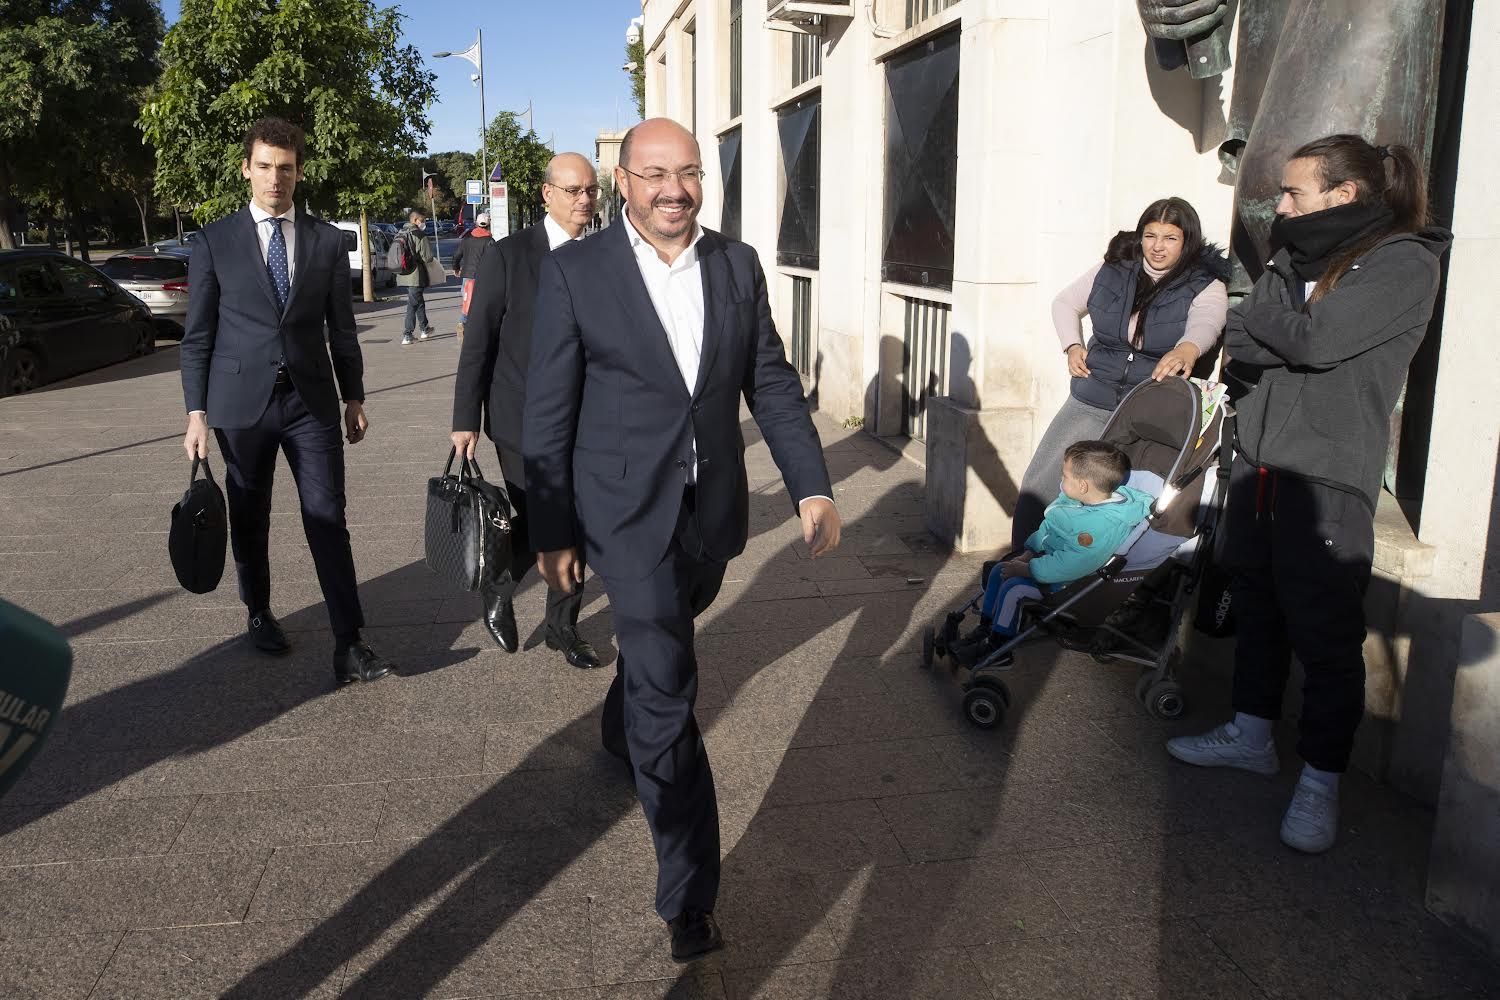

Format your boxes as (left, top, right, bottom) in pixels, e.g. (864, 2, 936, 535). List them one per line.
(947, 440, 1153, 667)
(921, 377, 1230, 729)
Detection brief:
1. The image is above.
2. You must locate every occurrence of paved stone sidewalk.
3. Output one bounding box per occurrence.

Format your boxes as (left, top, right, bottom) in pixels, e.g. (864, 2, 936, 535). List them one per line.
(0, 282, 1496, 999)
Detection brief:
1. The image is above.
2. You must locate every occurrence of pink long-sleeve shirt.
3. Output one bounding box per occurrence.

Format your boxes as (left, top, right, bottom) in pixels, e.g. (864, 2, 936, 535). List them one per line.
(1051, 262, 1228, 355)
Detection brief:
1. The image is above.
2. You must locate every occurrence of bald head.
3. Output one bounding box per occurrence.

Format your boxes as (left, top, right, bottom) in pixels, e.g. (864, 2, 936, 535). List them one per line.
(541, 151, 599, 236)
(545, 152, 595, 185)
(616, 118, 703, 249)
(619, 117, 700, 171)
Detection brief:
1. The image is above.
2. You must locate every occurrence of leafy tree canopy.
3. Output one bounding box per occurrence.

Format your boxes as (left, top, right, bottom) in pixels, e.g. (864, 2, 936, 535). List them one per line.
(140, 0, 436, 224)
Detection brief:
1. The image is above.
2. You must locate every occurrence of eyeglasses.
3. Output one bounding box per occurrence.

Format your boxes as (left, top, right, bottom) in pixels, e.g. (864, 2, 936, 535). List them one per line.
(547, 184, 600, 199)
(620, 165, 707, 187)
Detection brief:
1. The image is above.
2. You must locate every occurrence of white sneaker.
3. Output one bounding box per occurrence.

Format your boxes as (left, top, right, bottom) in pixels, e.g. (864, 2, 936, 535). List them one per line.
(1280, 775, 1338, 853)
(419, 328, 433, 341)
(400, 335, 413, 346)
(1166, 722, 1279, 775)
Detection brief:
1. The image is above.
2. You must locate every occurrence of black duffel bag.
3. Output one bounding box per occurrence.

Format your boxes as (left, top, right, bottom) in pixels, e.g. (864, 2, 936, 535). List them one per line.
(424, 448, 514, 592)
(168, 456, 228, 594)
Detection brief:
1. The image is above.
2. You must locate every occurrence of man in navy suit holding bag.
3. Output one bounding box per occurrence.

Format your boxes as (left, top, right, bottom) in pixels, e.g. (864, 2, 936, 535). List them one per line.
(179, 117, 395, 687)
(524, 118, 841, 962)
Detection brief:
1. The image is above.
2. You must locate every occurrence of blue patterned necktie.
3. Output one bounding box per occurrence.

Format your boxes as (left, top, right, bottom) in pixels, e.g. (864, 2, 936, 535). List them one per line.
(266, 216, 290, 312)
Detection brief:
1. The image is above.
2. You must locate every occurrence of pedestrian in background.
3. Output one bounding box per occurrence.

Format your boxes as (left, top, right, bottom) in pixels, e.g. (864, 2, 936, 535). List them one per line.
(450, 211, 494, 339)
(396, 209, 436, 346)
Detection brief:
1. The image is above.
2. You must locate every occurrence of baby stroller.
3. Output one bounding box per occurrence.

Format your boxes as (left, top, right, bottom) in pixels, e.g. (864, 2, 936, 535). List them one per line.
(921, 376, 1231, 729)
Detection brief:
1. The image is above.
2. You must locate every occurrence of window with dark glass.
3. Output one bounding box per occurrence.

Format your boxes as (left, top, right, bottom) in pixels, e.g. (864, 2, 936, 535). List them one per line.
(729, 0, 743, 118)
(776, 95, 820, 269)
(882, 29, 960, 289)
(719, 127, 742, 241)
(792, 32, 822, 87)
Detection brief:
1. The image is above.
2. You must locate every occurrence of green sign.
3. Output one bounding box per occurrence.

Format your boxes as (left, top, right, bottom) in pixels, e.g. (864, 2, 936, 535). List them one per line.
(0, 599, 72, 801)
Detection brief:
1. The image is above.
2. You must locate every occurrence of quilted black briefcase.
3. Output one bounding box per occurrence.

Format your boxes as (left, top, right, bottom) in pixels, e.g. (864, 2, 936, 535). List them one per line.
(168, 456, 228, 594)
(424, 449, 514, 592)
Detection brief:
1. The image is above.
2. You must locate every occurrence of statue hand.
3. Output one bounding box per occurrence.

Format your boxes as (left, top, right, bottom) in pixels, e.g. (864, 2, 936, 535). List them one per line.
(1137, 0, 1231, 41)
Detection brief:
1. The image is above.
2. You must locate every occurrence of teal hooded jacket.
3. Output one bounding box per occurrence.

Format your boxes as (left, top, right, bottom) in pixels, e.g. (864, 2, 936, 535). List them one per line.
(1023, 485, 1154, 585)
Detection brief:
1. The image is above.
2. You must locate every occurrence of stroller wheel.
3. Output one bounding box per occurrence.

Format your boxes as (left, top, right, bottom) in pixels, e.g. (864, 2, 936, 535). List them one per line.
(1144, 679, 1186, 720)
(975, 676, 1012, 709)
(920, 626, 936, 670)
(962, 685, 1005, 730)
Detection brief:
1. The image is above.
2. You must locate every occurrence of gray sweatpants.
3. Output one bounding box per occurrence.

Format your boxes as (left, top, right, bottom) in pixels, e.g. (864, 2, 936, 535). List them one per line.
(1011, 394, 1111, 549)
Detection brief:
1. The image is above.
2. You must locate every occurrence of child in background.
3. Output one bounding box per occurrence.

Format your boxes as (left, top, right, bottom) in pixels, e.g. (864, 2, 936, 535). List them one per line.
(953, 440, 1154, 665)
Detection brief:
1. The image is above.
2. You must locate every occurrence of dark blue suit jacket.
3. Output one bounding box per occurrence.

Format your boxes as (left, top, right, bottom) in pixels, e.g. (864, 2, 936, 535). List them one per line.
(180, 208, 363, 429)
(523, 221, 831, 581)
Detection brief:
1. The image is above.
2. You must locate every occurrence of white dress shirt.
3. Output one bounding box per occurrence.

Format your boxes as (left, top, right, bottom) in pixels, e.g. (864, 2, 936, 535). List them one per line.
(543, 215, 585, 252)
(248, 201, 297, 286)
(618, 212, 830, 511)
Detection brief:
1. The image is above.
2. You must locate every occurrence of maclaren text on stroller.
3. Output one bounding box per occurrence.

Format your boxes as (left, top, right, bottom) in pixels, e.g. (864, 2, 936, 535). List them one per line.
(921, 376, 1232, 730)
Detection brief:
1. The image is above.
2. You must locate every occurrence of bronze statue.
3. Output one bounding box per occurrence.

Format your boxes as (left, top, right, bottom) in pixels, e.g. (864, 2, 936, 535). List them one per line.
(1139, 0, 1446, 290)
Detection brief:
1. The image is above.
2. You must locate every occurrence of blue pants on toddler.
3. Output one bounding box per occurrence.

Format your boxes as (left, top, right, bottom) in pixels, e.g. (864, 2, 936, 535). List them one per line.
(980, 572, 1046, 635)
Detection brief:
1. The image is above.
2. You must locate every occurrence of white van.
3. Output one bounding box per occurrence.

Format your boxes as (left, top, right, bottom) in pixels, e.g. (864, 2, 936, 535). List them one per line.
(334, 221, 396, 290)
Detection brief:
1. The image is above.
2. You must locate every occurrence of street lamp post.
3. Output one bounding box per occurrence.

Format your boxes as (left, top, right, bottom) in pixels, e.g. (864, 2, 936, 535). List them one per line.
(433, 30, 490, 215)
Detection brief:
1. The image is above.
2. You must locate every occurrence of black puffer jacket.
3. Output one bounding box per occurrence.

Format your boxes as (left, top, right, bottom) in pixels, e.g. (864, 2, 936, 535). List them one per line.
(450, 227, 494, 279)
(1225, 227, 1452, 510)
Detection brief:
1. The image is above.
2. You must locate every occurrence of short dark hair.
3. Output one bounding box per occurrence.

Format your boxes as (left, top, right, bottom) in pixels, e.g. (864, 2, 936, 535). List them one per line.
(1064, 440, 1130, 495)
(242, 117, 306, 166)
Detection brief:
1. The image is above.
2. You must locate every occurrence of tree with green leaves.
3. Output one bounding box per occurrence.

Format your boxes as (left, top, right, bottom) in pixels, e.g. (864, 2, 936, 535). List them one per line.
(481, 112, 553, 230)
(140, 0, 436, 299)
(0, 0, 165, 254)
(430, 150, 480, 202)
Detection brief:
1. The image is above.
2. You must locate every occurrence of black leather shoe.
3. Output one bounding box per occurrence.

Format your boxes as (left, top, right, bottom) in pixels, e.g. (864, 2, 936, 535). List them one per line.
(484, 593, 518, 653)
(668, 910, 723, 962)
(545, 625, 601, 669)
(247, 609, 291, 655)
(334, 641, 395, 686)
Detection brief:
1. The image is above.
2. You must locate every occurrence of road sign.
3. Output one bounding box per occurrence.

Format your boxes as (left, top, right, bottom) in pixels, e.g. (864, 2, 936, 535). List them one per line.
(489, 162, 504, 182)
(465, 179, 483, 197)
(466, 194, 484, 205)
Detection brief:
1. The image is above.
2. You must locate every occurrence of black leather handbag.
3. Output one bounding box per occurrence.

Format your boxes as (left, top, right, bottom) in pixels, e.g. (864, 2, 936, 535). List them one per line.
(424, 449, 514, 592)
(168, 456, 228, 594)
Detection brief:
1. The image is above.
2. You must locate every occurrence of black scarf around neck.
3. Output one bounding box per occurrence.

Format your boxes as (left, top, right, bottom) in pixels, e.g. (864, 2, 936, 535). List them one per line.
(1270, 201, 1395, 282)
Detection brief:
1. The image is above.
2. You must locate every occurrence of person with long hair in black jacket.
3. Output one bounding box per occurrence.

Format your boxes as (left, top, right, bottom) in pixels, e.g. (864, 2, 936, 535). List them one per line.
(1010, 197, 1230, 550)
(1168, 134, 1452, 854)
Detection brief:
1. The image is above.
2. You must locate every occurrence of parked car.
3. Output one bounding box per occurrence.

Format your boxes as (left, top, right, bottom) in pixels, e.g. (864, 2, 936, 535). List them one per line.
(333, 221, 397, 290)
(96, 247, 192, 336)
(151, 231, 200, 251)
(0, 249, 156, 396)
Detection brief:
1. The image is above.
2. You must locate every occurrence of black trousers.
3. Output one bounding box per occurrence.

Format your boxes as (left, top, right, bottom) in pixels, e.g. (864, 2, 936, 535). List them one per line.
(598, 489, 727, 922)
(215, 384, 364, 639)
(1222, 459, 1374, 772)
(483, 460, 583, 632)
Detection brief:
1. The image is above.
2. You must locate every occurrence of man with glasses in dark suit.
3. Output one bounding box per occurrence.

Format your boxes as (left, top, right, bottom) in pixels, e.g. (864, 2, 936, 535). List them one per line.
(525, 118, 841, 962)
(179, 117, 395, 687)
(450, 152, 604, 670)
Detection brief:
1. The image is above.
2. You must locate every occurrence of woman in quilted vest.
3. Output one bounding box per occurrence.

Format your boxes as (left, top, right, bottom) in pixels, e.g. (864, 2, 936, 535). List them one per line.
(1011, 197, 1230, 548)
